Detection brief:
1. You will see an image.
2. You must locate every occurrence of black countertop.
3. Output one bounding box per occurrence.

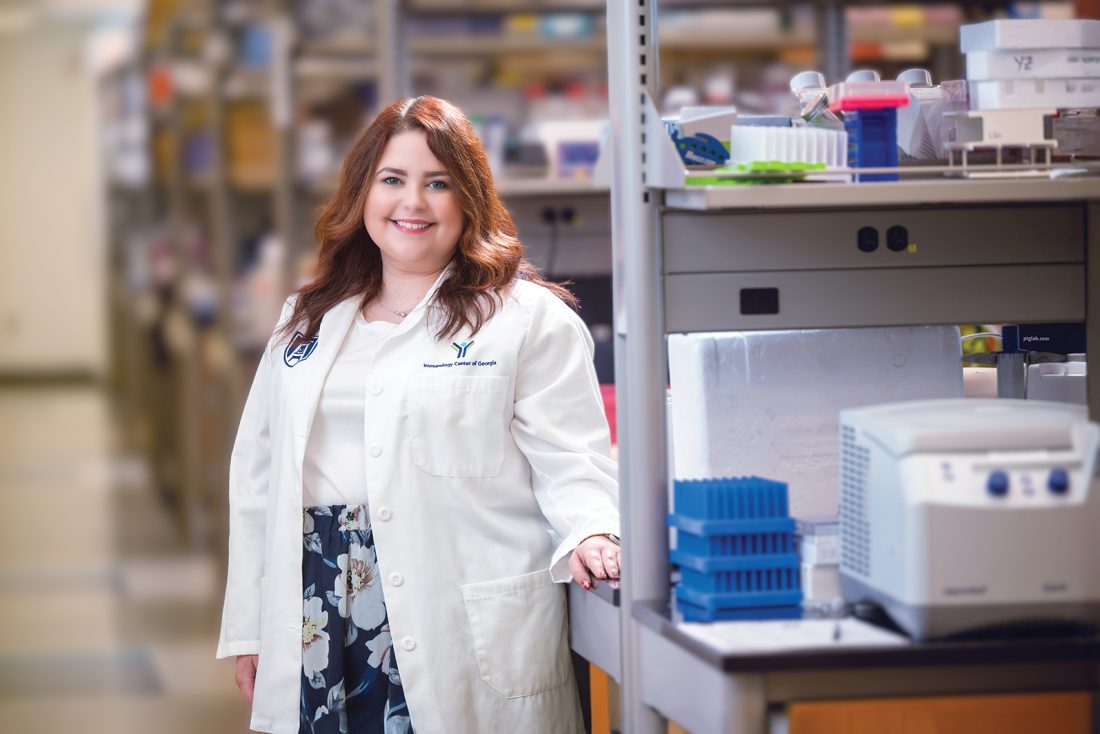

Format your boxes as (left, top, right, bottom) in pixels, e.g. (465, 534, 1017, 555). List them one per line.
(633, 599, 1100, 674)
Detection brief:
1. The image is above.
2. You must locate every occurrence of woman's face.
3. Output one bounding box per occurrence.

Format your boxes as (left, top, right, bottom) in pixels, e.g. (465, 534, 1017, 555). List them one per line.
(364, 130, 464, 273)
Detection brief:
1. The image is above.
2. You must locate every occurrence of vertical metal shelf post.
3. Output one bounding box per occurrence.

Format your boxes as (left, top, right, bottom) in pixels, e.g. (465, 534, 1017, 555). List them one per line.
(606, 1, 667, 732)
(377, 0, 406, 106)
(816, 1, 851, 82)
(1088, 202, 1100, 422)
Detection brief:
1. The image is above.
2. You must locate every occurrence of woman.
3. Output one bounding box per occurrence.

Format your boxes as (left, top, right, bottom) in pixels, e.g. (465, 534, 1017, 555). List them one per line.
(216, 96, 621, 734)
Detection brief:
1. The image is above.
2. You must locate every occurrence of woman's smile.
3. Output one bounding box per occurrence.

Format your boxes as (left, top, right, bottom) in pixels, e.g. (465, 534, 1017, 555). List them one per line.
(391, 218, 434, 234)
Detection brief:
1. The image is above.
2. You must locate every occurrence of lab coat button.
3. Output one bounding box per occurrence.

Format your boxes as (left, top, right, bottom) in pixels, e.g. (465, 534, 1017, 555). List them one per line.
(389, 572, 404, 587)
(369, 444, 383, 458)
(377, 507, 393, 521)
(401, 636, 416, 651)
(369, 384, 382, 396)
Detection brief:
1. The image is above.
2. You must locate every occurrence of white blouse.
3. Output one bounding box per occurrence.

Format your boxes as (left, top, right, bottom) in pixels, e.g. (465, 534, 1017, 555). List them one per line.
(301, 312, 397, 507)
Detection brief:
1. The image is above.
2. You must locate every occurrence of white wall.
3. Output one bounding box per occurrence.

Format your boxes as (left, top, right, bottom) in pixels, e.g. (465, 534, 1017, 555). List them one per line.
(0, 18, 108, 374)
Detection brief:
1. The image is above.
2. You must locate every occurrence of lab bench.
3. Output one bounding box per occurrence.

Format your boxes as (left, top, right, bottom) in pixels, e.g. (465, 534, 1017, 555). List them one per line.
(632, 599, 1100, 734)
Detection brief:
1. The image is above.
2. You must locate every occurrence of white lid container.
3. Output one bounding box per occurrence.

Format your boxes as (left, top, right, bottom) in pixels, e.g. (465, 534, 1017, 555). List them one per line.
(969, 77, 1100, 110)
(961, 19, 1100, 52)
(967, 48, 1100, 81)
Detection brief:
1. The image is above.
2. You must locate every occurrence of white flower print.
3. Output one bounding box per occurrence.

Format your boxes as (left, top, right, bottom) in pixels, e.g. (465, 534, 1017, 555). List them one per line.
(367, 625, 402, 685)
(324, 677, 349, 734)
(384, 713, 411, 733)
(333, 542, 386, 631)
(366, 626, 392, 669)
(302, 596, 330, 684)
(303, 510, 315, 534)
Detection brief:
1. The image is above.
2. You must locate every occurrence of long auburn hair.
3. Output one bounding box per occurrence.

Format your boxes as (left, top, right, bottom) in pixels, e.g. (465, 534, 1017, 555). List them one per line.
(278, 95, 576, 345)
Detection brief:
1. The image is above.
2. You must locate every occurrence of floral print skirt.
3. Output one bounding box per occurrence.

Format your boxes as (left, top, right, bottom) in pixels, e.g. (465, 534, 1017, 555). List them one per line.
(300, 505, 413, 734)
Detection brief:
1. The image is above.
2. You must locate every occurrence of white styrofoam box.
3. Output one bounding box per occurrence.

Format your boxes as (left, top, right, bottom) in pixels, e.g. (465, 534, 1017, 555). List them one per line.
(960, 19, 1100, 53)
(667, 327, 963, 518)
(949, 108, 1056, 146)
(798, 535, 840, 565)
(1027, 361, 1088, 405)
(969, 77, 1100, 110)
(967, 49, 1100, 81)
(801, 563, 842, 605)
(727, 125, 847, 168)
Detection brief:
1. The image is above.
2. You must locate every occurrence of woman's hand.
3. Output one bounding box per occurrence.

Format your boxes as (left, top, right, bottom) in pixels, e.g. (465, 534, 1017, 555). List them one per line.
(569, 535, 621, 590)
(235, 654, 259, 704)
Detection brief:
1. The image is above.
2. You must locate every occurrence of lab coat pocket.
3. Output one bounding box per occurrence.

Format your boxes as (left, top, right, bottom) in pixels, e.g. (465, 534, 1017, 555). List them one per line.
(461, 569, 571, 699)
(407, 374, 509, 478)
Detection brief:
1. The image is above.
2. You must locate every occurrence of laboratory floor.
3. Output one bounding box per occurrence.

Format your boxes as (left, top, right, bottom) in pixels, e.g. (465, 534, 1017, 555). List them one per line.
(0, 385, 250, 733)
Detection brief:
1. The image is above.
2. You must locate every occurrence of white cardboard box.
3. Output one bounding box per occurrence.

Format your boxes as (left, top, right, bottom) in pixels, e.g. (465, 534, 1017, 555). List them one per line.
(960, 19, 1100, 53)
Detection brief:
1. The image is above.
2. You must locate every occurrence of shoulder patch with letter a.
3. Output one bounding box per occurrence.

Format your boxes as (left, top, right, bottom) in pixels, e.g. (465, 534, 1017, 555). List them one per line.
(284, 333, 318, 367)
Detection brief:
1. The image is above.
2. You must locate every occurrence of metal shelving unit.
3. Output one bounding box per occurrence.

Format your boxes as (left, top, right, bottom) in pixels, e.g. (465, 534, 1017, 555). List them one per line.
(590, 1, 1100, 733)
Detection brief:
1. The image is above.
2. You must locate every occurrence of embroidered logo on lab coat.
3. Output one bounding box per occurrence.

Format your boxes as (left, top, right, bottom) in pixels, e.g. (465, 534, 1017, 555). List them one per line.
(284, 333, 318, 367)
(424, 340, 496, 369)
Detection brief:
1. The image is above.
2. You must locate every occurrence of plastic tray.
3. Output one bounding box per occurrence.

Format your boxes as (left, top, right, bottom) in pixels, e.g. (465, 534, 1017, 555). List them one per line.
(675, 584, 804, 612)
(672, 548, 800, 573)
(673, 476, 791, 520)
(677, 599, 802, 623)
(675, 530, 796, 559)
(681, 563, 801, 596)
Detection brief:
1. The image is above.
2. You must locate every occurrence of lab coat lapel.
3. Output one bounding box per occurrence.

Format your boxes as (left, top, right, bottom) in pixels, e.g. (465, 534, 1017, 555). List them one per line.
(293, 297, 359, 451)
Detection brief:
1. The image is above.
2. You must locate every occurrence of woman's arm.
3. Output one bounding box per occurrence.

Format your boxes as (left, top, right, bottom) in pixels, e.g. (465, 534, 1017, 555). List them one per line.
(510, 288, 621, 583)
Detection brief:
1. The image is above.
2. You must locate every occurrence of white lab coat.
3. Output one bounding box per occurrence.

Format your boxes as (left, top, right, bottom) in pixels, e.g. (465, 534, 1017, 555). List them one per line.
(216, 269, 620, 734)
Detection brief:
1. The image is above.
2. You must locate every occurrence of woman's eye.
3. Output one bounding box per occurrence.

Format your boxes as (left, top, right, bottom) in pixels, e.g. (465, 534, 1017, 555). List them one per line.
(381, 176, 400, 185)
(427, 180, 449, 190)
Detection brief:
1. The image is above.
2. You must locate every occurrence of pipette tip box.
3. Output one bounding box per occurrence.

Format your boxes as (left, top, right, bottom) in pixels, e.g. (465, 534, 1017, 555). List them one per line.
(671, 476, 803, 621)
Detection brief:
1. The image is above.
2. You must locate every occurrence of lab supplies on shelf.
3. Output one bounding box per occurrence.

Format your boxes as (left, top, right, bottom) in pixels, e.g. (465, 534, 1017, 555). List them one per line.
(839, 398, 1100, 640)
(727, 126, 847, 169)
(670, 477, 802, 622)
(896, 69, 950, 160)
(796, 517, 839, 566)
(1027, 357, 1088, 406)
(797, 517, 842, 606)
(961, 19, 1100, 110)
(829, 81, 910, 181)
